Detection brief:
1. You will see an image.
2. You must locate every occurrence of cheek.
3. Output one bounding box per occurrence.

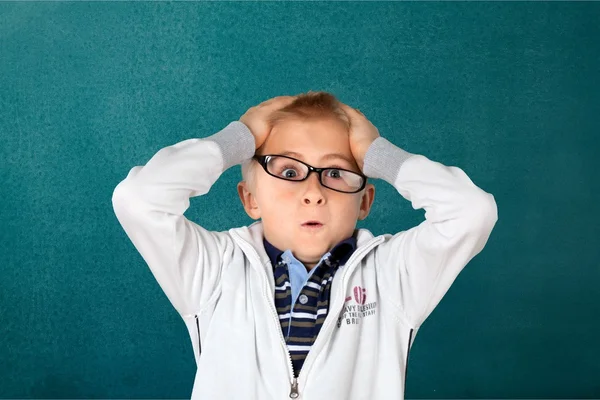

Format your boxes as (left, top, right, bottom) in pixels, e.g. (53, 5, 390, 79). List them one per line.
(335, 197, 362, 218)
(270, 188, 297, 205)
(255, 179, 295, 205)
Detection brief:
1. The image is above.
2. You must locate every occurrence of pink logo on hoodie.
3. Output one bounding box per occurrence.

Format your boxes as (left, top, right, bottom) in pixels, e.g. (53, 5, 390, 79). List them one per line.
(353, 286, 367, 305)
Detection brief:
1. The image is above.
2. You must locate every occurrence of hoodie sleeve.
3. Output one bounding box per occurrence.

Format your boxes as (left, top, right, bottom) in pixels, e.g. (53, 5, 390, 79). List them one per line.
(111, 121, 256, 317)
(362, 137, 498, 328)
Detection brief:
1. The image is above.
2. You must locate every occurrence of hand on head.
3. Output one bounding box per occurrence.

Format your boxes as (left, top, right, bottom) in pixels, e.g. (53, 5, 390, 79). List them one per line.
(239, 95, 297, 150)
(337, 103, 381, 172)
(239, 95, 380, 172)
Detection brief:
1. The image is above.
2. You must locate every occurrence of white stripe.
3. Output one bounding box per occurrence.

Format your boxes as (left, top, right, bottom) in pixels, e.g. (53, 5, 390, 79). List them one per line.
(306, 281, 321, 290)
(291, 312, 317, 320)
(321, 276, 333, 286)
(275, 282, 291, 291)
(316, 308, 328, 316)
(288, 344, 312, 352)
(279, 313, 291, 320)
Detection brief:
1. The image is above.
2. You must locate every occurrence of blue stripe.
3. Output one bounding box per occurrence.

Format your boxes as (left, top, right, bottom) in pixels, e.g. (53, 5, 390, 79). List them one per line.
(265, 235, 357, 377)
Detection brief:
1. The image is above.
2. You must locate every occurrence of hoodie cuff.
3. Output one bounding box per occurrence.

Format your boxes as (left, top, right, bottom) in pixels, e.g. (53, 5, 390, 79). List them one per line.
(362, 137, 415, 184)
(206, 121, 256, 171)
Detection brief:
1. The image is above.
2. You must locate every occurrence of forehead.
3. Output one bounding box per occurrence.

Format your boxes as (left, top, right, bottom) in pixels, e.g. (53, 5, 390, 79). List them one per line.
(263, 117, 353, 165)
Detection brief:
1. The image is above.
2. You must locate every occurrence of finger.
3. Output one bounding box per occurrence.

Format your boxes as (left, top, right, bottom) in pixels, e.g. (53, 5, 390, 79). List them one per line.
(340, 102, 358, 112)
(277, 95, 297, 103)
(339, 102, 362, 118)
(271, 95, 296, 103)
(278, 95, 296, 104)
(261, 95, 296, 108)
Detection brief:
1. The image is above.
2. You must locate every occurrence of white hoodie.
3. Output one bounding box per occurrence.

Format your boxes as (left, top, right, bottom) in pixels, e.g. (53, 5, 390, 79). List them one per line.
(111, 120, 498, 399)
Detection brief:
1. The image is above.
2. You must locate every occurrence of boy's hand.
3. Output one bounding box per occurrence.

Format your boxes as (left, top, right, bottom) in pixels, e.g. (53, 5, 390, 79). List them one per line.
(338, 103, 381, 172)
(239, 95, 297, 150)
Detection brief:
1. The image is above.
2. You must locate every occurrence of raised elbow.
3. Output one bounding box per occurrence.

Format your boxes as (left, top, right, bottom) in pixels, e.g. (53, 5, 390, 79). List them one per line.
(468, 191, 498, 235)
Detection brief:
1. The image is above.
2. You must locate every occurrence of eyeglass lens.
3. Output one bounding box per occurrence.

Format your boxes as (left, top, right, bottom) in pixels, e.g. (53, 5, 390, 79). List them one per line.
(265, 156, 363, 192)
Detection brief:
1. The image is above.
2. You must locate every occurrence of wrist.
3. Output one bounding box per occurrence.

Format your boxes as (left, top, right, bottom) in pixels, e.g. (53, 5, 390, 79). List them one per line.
(356, 138, 377, 172)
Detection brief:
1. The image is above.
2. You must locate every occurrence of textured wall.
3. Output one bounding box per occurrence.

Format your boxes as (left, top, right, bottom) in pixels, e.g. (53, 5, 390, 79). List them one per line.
(1, 2, 599, 398)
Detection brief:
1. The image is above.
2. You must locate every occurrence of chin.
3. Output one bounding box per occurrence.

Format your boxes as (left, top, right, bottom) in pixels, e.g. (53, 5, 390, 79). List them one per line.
(296, 243, 330, 259)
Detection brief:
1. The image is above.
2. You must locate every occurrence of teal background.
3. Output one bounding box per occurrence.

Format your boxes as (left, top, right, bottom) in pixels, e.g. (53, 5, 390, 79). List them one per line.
(1, 1, 599, 398)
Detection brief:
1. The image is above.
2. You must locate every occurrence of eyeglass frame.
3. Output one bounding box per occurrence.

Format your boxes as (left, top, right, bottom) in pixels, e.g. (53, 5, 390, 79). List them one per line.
(252, 154, 368, 194)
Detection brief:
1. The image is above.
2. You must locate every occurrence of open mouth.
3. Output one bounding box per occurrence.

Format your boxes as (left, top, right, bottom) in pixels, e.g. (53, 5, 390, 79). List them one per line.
(302, 221, 323, 228)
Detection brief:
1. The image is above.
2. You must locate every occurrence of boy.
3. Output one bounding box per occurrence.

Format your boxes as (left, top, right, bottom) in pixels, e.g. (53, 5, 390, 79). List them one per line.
(112, 92, 498, 399)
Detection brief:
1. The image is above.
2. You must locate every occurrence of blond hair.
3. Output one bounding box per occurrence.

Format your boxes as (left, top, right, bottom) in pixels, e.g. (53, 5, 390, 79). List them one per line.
(240, 90, 350, 192)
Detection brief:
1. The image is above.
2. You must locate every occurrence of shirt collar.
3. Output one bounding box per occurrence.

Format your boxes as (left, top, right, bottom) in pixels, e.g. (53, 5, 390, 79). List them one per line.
(263, 233, 357, 269)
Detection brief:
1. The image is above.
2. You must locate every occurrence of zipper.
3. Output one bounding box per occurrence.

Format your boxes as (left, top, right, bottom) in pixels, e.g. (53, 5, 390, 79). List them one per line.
(293, 236, 386, 388)
(194, 314, 202, 357)
(289, 377, 299, 398)
(231, 230, 385, 399)
(264, 267, 299, 398)
(230, 232, 298, 398)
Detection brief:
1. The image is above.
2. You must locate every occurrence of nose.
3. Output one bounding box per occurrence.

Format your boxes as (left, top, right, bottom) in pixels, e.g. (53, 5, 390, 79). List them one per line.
(302, 170, 325, 205)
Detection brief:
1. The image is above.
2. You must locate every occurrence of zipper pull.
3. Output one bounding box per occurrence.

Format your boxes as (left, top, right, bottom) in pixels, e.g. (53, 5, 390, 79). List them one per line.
(289, 377, 299, 398)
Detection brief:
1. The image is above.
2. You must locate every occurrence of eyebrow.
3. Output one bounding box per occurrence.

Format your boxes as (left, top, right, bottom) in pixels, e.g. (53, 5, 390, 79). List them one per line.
(278, 151, 355, 166)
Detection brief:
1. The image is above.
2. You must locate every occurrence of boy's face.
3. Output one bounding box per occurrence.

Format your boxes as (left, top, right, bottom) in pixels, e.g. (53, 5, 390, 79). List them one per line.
(237, 116, 375, 270)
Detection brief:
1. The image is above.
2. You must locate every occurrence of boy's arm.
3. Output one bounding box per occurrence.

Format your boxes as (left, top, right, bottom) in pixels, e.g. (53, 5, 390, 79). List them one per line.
(111, 121, 255, 317)
(363, 137, 498, 328)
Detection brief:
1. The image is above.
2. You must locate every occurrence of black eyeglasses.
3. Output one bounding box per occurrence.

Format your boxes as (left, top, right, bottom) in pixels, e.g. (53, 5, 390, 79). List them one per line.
(252, 154, 367, 194)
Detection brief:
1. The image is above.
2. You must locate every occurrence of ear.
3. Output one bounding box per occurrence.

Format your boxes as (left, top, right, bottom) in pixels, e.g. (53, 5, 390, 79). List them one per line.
(358, 183, 375, 220)
(237, 180, 261, 220)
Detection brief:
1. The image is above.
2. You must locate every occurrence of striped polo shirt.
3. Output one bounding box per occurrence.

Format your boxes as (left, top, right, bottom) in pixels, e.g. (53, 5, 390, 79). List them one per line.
(263, 235, 357, 377)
